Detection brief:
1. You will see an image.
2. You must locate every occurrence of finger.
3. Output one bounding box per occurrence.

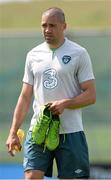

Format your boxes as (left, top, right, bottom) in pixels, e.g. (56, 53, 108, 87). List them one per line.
(6, 143, 9, 149)
(49, 104, 56, 111)
(47, 102, 52, 108)
(48, 106, 52, 111)
(9, 142, 20, 153)
(52, 110, 60, 115)
(6, 142, 13, 155)
(8, 149, 15, 157)
(14, 144, 22, 151)
(8, 144, 22, 157)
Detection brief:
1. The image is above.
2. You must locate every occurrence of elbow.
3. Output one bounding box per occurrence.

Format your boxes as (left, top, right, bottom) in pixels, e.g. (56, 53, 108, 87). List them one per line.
(92, 98, 96, 105)
(90, 93, 96, 105)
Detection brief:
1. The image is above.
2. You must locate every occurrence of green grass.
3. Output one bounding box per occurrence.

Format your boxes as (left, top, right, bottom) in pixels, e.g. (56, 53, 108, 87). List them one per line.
(0, 0, 111, 30)
(85, 125, 111, 163)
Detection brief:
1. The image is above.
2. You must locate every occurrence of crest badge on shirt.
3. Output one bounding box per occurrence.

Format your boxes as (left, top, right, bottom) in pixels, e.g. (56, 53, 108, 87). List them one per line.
(62, 55, 71, 64)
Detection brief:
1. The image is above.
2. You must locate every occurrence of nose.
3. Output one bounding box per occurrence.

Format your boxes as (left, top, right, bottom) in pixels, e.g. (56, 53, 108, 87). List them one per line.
(45, 26, 52, 33)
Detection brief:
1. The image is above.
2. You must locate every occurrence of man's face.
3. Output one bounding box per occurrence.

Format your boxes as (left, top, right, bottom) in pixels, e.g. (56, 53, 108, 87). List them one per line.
(41, 13, 66, 46)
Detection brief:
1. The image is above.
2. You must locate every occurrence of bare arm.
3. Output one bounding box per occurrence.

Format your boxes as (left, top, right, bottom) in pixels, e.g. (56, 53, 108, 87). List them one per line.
(49, 79, 96, 114)
(6, 83, 33, 156)
(64, 79, 96, 109)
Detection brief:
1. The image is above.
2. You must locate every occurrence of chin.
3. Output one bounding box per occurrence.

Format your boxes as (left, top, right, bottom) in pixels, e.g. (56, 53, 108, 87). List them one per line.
(45, 39, 53, 44)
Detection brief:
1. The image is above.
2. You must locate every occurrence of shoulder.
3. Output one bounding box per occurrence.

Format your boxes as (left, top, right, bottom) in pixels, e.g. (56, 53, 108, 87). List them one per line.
(25, 42, 47, 64)
(27, 42, 47, 57)
(28, 42, 46, 55)
(65, 38, 87, 55)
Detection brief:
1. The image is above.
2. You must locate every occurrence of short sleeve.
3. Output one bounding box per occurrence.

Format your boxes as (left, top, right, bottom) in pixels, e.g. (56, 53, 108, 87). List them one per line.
(22, 53, 34, 85)
(78, 49, 95, 83)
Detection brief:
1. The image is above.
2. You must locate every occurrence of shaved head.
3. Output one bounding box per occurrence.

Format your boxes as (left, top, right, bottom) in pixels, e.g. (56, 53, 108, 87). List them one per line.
(41, 7, 66, 48)
(42, 7, 66, 23)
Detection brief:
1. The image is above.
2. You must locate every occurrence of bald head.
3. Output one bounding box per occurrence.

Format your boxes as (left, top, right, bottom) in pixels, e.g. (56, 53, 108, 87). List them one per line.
(41, 7, 66, 48)
(42, 7, 66, 23)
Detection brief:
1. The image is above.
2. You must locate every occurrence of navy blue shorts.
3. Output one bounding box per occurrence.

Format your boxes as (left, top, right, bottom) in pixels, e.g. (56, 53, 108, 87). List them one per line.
(23, 131, 90, 179)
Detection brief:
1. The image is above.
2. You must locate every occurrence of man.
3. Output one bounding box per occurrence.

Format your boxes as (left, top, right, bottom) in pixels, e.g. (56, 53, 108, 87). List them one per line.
(6, 7, 96, 179)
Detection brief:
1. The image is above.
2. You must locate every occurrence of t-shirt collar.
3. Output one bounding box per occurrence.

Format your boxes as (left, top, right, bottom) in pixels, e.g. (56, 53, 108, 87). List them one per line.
(45, 37, 67, 52)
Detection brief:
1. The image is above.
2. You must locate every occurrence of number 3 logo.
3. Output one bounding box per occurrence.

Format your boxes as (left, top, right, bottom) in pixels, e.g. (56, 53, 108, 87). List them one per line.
(43, 68, 58, 89)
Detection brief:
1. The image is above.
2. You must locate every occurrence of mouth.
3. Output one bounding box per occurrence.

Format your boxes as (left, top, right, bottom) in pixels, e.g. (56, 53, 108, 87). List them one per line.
(45, 36, 54, 43)
(45, 34, 53, 38)
(44, 34, 55, 43)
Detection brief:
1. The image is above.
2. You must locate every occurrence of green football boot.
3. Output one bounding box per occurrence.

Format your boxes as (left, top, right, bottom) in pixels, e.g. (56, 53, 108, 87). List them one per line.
(32, 105, 52, 145)
(46, 115, 60, 151)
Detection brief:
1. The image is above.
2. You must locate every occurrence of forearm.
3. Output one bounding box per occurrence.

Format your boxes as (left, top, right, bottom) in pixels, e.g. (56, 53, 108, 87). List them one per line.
(10, 94, 31, 134)
(49, 80, 96, 115)
(64, 89, 96, 110)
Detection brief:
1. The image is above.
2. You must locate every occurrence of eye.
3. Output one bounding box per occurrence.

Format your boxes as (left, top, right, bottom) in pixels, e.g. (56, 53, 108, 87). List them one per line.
(42, 23, 47, 28)
(49, 24, 55, 27)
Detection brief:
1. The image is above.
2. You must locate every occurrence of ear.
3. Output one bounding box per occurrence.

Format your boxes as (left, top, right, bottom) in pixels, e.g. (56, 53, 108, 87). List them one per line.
(63, 23, 67, 30)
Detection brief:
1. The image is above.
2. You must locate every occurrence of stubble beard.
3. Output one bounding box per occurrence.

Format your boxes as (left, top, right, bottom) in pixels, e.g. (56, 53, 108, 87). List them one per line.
(45, 36, 55, 44)
(45, 36, 59, 47)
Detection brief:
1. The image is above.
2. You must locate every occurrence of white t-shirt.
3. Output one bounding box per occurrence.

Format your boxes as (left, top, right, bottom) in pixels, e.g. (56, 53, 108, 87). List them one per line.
(23, 38, 95, 134)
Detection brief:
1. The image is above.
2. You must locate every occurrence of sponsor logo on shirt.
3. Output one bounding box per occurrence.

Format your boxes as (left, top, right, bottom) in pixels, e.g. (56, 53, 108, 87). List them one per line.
(62, 55, 71, 64)
(43, 68, 58, 89)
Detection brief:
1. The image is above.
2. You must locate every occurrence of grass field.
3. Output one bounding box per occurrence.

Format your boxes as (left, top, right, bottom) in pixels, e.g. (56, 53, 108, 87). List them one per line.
(0, 0, 111, 30)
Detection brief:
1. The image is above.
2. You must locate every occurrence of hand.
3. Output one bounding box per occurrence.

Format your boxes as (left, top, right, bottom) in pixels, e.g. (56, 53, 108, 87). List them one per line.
(6, 132, 21, 156)
(48, 99, 66, 115)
